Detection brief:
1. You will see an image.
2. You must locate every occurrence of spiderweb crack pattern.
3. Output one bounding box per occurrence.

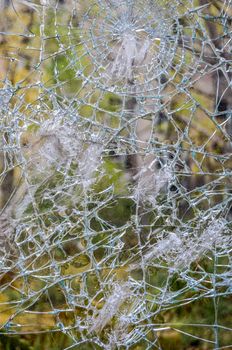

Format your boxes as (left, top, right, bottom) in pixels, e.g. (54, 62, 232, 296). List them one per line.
(0, 0, 231, 349)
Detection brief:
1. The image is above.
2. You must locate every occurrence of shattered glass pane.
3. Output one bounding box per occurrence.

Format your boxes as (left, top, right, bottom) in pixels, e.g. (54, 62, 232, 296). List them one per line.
(0, 0, 232, 349)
